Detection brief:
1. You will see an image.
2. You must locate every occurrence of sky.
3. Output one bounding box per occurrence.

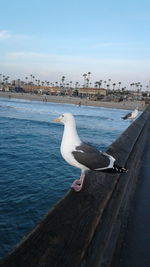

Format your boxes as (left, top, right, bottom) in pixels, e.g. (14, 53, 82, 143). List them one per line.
(0, 0, 150, 89)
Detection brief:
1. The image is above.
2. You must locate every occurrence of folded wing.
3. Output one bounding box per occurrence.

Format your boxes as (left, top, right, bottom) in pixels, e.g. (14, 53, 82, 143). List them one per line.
(72, 143, 111, 170)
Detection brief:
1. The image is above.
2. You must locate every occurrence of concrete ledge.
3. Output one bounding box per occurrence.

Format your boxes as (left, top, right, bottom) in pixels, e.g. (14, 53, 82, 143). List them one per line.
(1, 105, 150, 267)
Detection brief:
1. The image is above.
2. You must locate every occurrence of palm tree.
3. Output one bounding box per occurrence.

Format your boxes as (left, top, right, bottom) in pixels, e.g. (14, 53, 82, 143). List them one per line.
(108, 78, 111, 88)
(95, 81, 102, 88)
(61, 76, 65, 88)
(132, 83, 135, 90)
(5, 76, 9, 85)
(87, 72, 91, 78)
(61, 76, 65, 83)
(17, 79, 21, 87)
(87, 72, 91, 87)
(106, 84, 110, 90)
(146, 85, 149, 96)
(112, 83, 116, 91)
(30, 74, 33, 84)
(69, 81, 72, 89)
(2, 75, 5, 84)
(75, 82, 78, 89)
(95, 82, 98, 88)
(25, 77, 28, 85)
(135, 83, 139, 92)
(32, 75, 35, 85)
(86, 78, 89, 87)
(103, 81, 107, 88)
(83, 73, 87, 88)
(138, 82, 141, 91)
(118, 82, 121, 90)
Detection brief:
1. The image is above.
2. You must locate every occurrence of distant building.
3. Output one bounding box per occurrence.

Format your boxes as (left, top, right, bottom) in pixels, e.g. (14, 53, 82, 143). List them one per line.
(78, 87, 107, 98)
(132, 90, 142, 97)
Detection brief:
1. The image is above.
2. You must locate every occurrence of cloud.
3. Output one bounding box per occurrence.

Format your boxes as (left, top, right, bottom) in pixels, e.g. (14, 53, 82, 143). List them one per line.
(6, 51, 89, 64)
(6, 51, 150, 70)
(0, 30, 30, 41)
(91, 42, 129, 49)
(0, 30, 11, 40)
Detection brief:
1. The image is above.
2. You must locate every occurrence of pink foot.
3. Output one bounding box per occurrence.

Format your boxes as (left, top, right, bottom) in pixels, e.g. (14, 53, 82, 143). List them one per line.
(71, 174, 85, 192)
(71, 179, 82, 192)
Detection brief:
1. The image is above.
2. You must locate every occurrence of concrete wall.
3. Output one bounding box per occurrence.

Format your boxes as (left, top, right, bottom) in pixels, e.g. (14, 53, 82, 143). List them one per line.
(1, 105, 150, 267)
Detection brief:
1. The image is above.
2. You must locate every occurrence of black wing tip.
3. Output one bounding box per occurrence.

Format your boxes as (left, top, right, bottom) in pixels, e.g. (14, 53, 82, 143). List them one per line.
(121, 167, 128, 173)
(114, 165, 128, 173)
(100, 166, 128, 174)
(122, 116, 128, 120)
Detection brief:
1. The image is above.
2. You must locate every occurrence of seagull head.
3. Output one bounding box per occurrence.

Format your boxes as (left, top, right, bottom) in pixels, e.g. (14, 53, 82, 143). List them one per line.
(54, 113, 75, 125)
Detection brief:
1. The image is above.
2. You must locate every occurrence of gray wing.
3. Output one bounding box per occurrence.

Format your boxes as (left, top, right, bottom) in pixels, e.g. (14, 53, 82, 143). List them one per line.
(72, 143, 110, 170)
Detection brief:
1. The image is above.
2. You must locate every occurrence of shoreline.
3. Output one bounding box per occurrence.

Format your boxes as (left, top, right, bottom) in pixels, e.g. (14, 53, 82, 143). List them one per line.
(0, 91, 145, 111)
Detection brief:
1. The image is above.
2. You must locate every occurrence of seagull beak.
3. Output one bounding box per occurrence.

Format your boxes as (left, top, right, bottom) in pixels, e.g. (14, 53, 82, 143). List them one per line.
(54, 116, 61, 123)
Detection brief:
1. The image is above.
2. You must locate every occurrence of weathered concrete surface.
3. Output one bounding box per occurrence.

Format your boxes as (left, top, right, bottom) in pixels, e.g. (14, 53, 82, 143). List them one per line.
(1, 105, 150, 267)
(116, 122, 150, 267)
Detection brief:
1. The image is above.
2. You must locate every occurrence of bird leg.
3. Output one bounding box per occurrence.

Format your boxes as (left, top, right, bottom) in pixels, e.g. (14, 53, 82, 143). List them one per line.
(71, 174, 85, 192)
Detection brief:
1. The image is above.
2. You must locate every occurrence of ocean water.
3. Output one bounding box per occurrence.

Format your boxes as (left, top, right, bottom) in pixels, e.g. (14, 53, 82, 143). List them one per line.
(0, 97, 130, 259)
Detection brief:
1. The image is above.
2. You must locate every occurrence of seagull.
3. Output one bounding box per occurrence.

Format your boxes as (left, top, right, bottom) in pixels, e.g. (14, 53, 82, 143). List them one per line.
(54, 113, 127, 192)
(122, 107, 138, 120)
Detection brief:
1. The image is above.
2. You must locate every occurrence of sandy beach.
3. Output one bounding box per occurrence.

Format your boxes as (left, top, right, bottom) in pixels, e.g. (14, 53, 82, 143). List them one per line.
(0, 91, 146, 111)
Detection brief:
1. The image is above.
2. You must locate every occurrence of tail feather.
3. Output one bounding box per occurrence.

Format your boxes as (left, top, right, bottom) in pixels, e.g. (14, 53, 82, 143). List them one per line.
(100, 164, 128, 173)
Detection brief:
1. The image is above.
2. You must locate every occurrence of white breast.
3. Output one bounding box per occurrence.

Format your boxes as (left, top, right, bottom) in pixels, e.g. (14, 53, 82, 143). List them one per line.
(60, 122, 89, 171)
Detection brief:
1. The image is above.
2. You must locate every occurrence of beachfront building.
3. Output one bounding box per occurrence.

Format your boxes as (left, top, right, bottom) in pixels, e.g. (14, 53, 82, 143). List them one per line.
(28, 86, 60, 95)
(6, 80, 61, 95)
(78, 87, 107, 99)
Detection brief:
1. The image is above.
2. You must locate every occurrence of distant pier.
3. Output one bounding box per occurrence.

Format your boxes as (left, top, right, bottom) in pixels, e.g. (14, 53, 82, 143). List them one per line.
(1, 105, 150, 267)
